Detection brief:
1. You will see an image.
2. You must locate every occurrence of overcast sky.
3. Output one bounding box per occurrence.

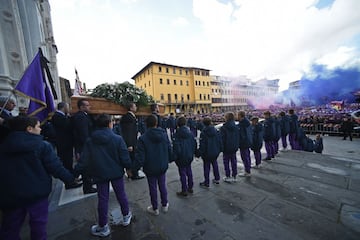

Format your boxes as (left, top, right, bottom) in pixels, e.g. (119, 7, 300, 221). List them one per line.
(50, 0, 360, 91)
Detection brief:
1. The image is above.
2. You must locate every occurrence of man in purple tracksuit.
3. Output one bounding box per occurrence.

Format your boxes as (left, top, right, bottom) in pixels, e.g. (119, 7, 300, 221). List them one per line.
(250, 117, 264, 168)
(273, 115, 281, 155)
(237, 111, 253, 177)
(135, 115, 171, 216)
(172, 116, 196, 196)
(278, 111, 290, 151)
(166, 112, 176, 139)
(263, 111, 276, 160)
(0, 116, 76, 240)
(74, 114, 133, 237)
(220, 112, 240, 182)
(197, 117, 223, 187)
(288, 109, 300, 150)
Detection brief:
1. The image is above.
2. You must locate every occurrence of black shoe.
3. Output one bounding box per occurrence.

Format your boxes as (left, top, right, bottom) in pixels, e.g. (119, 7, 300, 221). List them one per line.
(199, 182, 209, 188)
(263, 157, 272, 161)
(188, 188, 194, 194)
(212, 179, 220, 184)
(83, 187, 97, 194)
(65, 181, 83, 190)
(176, 191, 188, 197)
(131, 175, 145, 180)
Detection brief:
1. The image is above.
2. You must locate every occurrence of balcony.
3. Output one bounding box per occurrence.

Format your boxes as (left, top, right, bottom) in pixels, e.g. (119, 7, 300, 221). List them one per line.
(158, 99, 211, 105)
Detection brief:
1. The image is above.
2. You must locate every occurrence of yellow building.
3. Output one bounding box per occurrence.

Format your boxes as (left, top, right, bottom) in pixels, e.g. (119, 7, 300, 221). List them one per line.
(132, 62, 212, 115)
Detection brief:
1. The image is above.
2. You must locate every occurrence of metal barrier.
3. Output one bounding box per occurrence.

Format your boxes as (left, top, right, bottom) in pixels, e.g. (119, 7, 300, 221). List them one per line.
(300, 123, 360, 137)
(300, 123, 342, 135)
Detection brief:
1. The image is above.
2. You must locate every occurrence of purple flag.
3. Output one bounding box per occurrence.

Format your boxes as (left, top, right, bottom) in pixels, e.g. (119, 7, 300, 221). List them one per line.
(14, 50, 55, 123)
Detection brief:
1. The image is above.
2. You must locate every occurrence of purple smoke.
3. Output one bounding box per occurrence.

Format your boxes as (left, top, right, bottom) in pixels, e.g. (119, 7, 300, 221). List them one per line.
(277, 64, 360, 107)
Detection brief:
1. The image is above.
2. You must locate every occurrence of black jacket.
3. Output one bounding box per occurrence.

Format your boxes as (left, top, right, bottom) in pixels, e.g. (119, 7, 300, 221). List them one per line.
(220, 120, 239, 154)
(199, 126, 222, 161)
(75, 128, 132, 183)
(71, 111, 93, 153)
(52, 111, 73, 149)
(120, 112, 138, 148)
(0, 131, 74, 209)
(135, 128, 171, 176)
(173, 126, 196, 167)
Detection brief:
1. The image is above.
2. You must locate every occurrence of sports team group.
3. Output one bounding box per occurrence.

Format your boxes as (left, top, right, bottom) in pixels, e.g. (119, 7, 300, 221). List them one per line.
(0, 97, 324, 238)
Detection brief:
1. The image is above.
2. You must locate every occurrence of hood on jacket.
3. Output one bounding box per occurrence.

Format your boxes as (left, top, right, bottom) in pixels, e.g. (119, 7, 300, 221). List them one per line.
(0, 131, 43, 153)
(238, 118, 250, 128)
(90, 128, 113, 145)
(203, 126, 218, 137)
(223, 120, 238, 131)
(266, 117, 274, 124)
(146, 128, 166, 143)
(290, 114, 298, 121)
(176, 126, 193, 139)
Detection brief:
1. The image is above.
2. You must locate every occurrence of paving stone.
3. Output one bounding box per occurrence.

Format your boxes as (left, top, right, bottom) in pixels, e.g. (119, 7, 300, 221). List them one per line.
(17, 136, 360, 240)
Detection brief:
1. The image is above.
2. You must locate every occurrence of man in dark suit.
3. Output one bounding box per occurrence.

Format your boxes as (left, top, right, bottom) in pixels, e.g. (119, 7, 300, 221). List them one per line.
(120, 102, 144, 180)
(72, 99, 97, 194)
(52, 102, 82, 190)
(341, 117, 353, 141)
(0, 97, 16, 143)
(151, 103, 161, 127)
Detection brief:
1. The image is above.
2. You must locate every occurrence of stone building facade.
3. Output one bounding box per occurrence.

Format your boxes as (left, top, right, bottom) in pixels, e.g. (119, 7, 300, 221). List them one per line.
(0, 0, 61, 111)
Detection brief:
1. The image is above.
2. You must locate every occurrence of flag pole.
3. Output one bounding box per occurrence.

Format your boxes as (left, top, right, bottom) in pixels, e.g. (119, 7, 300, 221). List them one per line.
(39, 48, 58, 99)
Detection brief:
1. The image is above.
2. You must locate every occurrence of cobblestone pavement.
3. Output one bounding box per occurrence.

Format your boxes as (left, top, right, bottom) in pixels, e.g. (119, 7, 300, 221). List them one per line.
(19, 136, 360, 240)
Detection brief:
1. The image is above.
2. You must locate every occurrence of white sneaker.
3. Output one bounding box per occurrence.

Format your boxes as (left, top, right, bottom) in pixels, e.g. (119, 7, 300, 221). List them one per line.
(121, 212, 132, 226)
(223, 176, 232, 183)
(161, 203, 169, 213)
(232, 177, 238, 182)
(147, 206, 159, 216)
(91, 224, 110, 237)
(238, 172, 251, 177)
(253, 164, 261, 169)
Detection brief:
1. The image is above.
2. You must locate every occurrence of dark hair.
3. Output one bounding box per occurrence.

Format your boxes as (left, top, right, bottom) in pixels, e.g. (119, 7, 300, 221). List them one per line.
(146, 114, 157, 128)
(126, 102, 135, 111)
(95, 114, 111, 128)
(238, 111, 245, 118)
(8, 116, 38, 131)
(289, 109, 294, 114)
(279, 111, 285, 117)
(57, 102, 66, 110)
(177, 116, 186, 127)
(203, 117, 212, 126)
(77, 99, 88, 109)
(150, 103, 158, 112)
(225, 112, 235, 121)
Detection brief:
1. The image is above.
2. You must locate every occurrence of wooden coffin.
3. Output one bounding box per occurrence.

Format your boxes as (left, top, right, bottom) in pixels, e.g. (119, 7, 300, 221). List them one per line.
(70, 96, 165, 116)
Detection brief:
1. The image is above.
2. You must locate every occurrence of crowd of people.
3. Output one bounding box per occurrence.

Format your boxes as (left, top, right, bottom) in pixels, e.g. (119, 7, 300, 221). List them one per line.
(0, 96, 357, 238)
